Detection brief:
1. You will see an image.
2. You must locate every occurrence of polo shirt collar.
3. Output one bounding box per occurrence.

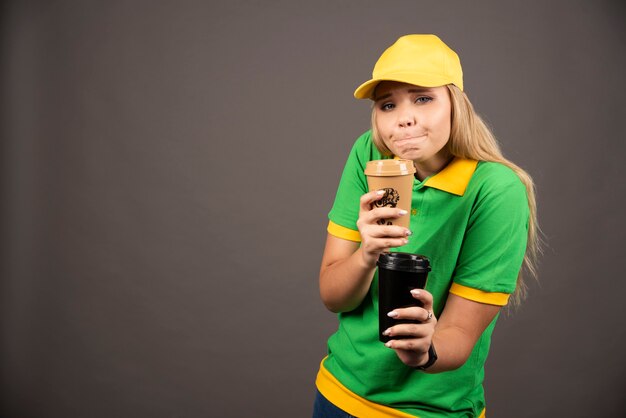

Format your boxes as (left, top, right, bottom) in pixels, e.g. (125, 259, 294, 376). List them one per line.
(423, 157, 478, 196)
(393, 156, 478, 196)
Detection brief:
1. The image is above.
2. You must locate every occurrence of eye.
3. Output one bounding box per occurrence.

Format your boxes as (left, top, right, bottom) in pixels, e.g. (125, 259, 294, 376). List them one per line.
(415, 96, 433, 104)
(380, 102, 395, 111)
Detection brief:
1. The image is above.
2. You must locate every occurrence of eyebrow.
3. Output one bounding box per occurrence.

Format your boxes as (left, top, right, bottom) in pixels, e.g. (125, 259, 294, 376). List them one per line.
(373, 87, 435, 102)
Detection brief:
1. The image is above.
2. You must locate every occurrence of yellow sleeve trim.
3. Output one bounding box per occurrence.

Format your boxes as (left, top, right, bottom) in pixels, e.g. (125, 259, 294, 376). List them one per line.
(327, 221, 361, 242)
(449, 282, 511, 306)
(315, 358, 416, 418)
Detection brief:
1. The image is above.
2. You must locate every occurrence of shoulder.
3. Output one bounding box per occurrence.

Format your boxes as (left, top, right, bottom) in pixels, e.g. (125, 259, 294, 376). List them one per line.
(471, 161, 525, 192)
(467, 161, 528, 209)
(347, 130, 383, 163)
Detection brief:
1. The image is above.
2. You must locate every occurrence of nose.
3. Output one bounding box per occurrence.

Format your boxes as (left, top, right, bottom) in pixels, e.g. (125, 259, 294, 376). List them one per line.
(397, 108, 416, 128)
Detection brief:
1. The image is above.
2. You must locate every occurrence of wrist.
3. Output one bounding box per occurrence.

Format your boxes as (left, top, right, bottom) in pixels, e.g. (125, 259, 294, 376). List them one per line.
(356, 247, 379, 270)
(414, 343, 438, 371)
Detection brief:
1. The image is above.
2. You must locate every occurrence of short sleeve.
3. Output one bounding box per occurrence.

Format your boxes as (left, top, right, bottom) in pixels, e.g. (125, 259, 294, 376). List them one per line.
(327, 131, 384, 242)
(451, 164, 529, 305)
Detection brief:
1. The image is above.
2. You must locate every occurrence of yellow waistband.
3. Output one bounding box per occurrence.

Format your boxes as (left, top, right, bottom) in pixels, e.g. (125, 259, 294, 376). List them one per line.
(315, 357, 417, 418)
(315, 357, 487, 418)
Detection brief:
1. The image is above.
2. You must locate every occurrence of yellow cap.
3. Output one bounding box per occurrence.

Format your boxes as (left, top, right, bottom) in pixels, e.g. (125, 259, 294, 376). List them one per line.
(354, 34, 463, 99)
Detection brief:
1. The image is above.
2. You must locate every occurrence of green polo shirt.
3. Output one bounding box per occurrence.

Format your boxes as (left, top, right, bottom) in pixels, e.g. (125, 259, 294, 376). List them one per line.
(316, 131, 529, 418)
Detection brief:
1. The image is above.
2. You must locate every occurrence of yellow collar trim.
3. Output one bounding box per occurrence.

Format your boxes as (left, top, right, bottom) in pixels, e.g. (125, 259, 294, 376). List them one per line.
(423, 158, 478, 196)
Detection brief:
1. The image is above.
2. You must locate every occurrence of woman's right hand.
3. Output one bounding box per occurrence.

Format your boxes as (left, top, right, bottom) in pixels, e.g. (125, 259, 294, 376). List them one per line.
(356, 190, 412, 268)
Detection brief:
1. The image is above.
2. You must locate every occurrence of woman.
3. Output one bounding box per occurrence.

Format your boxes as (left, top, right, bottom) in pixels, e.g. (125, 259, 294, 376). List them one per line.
(313, 34, 539, 418)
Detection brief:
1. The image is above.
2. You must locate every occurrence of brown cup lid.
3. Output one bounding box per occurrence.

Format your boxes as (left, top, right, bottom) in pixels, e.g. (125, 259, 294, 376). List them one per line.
(364, 159, 416, 176)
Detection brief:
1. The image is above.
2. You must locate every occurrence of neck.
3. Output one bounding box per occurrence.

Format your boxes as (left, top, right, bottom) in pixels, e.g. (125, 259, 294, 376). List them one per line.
(414, 151, 453, 181)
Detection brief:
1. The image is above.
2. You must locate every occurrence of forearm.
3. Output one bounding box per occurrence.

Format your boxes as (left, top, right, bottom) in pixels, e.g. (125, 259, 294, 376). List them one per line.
(318, 192, 410, 313)
(320, 246, 377, 313)
(424, 326, 475, 373)
(424, 295, 501, 373)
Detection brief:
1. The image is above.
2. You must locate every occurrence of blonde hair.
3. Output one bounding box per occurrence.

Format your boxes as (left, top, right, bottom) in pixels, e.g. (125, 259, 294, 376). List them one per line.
(371, 84, 541, 306)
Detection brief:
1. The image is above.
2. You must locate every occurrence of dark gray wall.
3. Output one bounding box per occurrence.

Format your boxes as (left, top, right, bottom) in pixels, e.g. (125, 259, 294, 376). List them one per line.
(1, 1, 624, 417)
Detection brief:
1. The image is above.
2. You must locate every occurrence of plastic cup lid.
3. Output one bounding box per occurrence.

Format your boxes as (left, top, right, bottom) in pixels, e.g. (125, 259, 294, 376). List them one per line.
(364, 159, 416, 176)
(377, 252, 431, 272)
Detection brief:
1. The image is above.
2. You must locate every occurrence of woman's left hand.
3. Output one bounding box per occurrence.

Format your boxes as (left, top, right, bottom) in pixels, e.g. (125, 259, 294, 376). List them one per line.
(383, 289, 436, 368)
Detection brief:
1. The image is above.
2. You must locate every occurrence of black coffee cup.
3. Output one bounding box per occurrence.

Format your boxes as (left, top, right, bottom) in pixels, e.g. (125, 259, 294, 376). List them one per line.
(377, 252, 431, 343)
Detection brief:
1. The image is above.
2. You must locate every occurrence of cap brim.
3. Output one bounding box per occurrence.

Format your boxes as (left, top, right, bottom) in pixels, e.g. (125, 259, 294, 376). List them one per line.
(353, 79, 380, 100)
(354, 73, 461, 100)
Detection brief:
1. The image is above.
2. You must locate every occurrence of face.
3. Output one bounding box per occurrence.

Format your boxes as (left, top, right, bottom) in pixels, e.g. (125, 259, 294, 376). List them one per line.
(373, 82, 452, 177)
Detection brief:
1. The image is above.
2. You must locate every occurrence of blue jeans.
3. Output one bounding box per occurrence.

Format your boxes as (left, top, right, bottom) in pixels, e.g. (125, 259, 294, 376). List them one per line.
(312, 390, 356, 418)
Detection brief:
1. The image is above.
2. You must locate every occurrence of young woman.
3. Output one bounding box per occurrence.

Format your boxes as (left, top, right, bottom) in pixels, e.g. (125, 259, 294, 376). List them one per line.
(313, 34, 539, 418)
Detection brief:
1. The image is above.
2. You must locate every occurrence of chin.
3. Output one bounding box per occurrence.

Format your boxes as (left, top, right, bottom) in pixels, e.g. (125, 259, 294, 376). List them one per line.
(394, 150, 422, 161)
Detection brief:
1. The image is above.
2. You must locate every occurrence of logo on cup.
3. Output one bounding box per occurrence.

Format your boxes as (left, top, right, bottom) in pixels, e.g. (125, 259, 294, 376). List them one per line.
(373, 188, 400, 225)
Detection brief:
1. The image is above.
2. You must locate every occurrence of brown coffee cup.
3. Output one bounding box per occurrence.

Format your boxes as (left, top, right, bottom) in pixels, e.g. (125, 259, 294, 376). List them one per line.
(364, 159, 415, 229)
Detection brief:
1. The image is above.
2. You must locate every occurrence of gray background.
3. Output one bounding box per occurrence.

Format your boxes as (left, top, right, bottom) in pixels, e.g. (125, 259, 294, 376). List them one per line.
(1, 0, 624, 417)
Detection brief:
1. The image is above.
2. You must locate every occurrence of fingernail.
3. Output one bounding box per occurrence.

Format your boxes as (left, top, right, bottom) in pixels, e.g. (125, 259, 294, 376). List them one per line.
(376, 190, 385, 195)
(410, 289, 421, 296)
(398, 210, 408, 216)
(387, 311, 398, 318)
(385, 341, 393, 348)
(382, 329, 391, 336)
(405, 230, 412, 236)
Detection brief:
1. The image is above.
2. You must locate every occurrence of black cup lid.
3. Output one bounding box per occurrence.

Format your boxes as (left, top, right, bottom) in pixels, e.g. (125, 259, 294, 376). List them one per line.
(377, 252, 431, 273)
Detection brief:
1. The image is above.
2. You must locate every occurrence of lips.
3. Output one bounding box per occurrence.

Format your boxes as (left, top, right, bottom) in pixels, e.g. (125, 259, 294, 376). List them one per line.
(401, 133, 427, 140)
(395, 135, 426, 145)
